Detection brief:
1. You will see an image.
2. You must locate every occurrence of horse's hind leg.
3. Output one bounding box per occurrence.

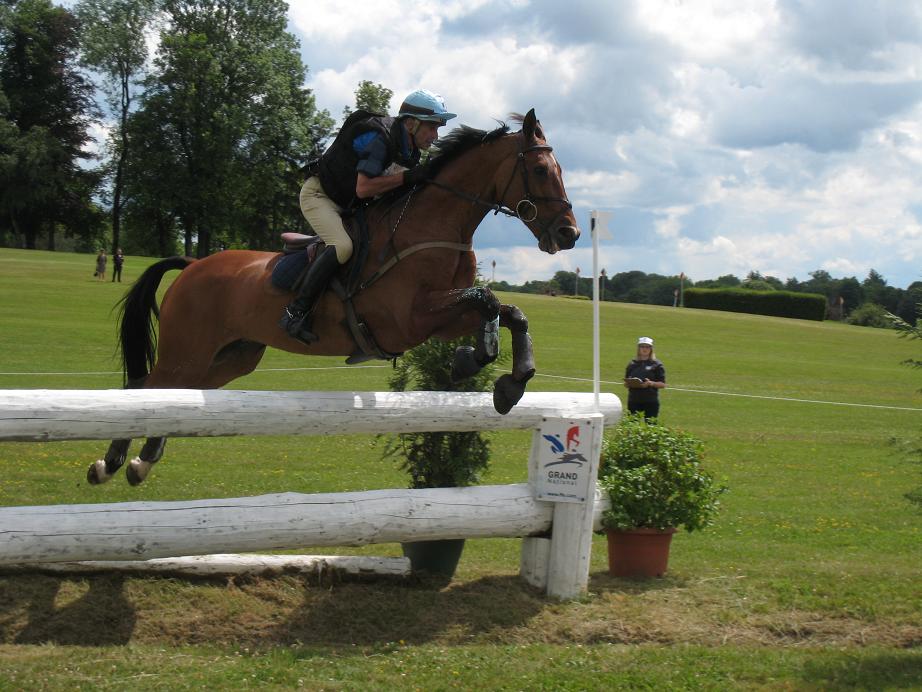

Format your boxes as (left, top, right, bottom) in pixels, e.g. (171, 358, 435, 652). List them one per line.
(87, 376, 148, 484)
(87, 438, 132, 484)
(125, 340, 267, 485)
(492, 304, 536, 415)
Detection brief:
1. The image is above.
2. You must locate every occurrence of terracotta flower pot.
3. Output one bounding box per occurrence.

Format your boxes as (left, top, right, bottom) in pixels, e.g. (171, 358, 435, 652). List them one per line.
(605, 527, 677, 577)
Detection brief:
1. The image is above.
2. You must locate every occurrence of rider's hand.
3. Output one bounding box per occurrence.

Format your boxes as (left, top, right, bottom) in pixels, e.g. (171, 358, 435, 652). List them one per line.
(403, 162, 432, 187)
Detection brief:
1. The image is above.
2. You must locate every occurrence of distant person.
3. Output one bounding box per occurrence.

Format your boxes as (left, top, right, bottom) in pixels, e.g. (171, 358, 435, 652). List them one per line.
(112, 248, 124, 282)
(623, 336, 666, 419)
(95, 250, 107, 281)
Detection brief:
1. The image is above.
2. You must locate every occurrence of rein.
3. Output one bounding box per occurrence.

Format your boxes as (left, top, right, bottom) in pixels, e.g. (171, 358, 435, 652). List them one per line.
(429, 142, 574, 238)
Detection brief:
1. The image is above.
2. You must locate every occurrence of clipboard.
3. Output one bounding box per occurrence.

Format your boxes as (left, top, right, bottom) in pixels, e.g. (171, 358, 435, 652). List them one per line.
(624, 377, 646, 389)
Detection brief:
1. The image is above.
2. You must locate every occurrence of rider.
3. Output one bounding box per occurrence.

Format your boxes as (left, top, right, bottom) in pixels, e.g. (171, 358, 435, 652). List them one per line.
(279, 89, 457, 345)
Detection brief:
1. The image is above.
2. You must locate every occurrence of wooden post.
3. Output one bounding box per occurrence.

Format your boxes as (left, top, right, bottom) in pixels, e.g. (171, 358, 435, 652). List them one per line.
(520, 429, 551, 590)
(545, 413, 604, 600)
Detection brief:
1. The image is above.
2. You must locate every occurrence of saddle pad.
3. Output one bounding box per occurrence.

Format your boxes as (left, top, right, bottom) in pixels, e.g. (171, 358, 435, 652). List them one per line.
(271, 248, 311, 291)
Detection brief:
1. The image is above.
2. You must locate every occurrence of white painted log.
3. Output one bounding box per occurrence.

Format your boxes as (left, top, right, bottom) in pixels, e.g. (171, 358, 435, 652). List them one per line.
(0, 390, 621, 442)
(519, 537, 550, 590)
(0, 484, 609, 565)
(1, 554, 410, 578)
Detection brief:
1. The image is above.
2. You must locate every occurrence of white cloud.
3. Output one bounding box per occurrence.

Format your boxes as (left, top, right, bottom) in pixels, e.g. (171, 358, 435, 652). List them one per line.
(287, 0, 922, 288)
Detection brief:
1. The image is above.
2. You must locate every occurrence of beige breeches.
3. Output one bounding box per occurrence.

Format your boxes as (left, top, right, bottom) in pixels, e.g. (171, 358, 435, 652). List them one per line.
(299, 176, 353, 264)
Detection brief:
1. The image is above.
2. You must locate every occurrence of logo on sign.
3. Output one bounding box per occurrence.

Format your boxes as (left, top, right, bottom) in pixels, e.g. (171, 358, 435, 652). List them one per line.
(542, 425, 587, 466)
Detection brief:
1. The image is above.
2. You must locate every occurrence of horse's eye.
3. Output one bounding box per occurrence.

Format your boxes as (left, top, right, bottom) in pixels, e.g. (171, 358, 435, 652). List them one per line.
(534, 165, 548, 178)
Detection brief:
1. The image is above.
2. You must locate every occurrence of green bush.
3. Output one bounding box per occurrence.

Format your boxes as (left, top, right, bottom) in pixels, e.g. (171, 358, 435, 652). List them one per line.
(684, 287, 826, 321)
(598, 413, 727, 532)
(846, 302, 894, 328)
(382, 336, 498, 489)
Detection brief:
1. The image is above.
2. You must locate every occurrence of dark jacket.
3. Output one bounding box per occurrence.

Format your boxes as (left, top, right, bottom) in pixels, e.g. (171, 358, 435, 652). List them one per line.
(624, 358, 666, 404)
(317, 110, 417, 208)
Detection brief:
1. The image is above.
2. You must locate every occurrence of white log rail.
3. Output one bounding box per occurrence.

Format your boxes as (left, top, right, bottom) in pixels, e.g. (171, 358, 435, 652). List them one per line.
(0, 390, 621, 441)
(0, 484, 610, 565)
(1, 554, 411, 579)
(0, 390, 622, 600)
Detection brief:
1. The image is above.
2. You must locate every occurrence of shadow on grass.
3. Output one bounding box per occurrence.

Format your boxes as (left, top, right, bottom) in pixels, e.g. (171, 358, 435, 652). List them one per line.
(275, 573, 545, 646)
(0, 575, 136, 646)
(800, 651, 922, 690)
(0, 572, 546, 648)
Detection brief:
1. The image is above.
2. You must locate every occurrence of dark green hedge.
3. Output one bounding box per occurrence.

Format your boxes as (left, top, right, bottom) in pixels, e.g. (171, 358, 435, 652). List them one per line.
(684, 287, 827, 321)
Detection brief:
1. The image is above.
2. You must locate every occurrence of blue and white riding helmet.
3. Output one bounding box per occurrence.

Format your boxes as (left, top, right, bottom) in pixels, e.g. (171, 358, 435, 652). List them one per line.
(397, 89, 457, 124)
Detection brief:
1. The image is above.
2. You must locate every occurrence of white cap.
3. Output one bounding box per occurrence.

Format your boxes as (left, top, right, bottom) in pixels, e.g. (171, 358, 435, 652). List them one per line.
(637, 337, 654, 346)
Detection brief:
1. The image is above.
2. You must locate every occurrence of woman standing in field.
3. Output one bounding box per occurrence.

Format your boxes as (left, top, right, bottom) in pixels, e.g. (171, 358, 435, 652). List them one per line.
(623, 336, 666, 419)
(95, 250, 107, 281)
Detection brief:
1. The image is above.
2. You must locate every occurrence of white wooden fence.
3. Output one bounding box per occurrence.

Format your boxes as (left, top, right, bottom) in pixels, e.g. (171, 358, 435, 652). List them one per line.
(0, 390, 621, 600)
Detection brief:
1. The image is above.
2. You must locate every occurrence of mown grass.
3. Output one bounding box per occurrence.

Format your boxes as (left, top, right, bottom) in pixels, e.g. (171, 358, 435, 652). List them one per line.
(0, 246, 921, 690)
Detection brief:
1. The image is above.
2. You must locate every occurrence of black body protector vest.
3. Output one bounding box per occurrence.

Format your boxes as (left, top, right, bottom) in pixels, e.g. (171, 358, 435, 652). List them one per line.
(317, 111, 415, 208)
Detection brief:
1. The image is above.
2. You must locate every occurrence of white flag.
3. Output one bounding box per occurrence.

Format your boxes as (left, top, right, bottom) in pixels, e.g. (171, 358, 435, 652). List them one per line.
(590, 210, 613, 240)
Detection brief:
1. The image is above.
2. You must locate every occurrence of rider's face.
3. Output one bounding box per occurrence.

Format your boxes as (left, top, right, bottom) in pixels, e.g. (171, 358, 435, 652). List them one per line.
(412, 120, 442, 150)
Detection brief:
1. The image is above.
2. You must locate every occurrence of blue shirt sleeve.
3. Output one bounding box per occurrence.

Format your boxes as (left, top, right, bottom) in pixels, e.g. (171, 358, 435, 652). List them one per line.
(354, 132, 389, 177)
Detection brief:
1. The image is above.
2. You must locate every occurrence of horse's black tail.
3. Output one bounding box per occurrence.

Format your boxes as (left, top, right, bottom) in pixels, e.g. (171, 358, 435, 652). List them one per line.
(117, 256, 195, 386)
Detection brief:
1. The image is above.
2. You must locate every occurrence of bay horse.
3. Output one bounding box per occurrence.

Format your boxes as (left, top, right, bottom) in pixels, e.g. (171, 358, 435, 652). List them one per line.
(89, 109, 580, 486)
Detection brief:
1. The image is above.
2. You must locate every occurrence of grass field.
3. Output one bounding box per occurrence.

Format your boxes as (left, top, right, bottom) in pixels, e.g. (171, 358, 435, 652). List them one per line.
(0, 247, 920, 690)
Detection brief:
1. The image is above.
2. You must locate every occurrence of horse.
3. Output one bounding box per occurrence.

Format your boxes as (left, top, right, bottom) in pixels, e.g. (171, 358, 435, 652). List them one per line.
(88, 109, 580, 486)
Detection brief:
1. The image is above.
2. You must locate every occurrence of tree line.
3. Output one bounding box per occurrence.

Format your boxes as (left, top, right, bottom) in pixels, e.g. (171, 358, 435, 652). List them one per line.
(492, 268, 922, 326)
(1, 0, 335, 257)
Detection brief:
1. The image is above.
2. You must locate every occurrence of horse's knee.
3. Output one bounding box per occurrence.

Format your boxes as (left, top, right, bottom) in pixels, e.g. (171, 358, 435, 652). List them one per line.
(502, 305, 529, 333)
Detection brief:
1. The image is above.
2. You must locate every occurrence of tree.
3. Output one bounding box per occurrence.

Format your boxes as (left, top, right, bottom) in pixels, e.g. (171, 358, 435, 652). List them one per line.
(75, 0, 157, 256)
(130, 0, 333, 256)
(693, 274, 740, 289)
(0, 0, 100, 250)
(342, 79, 393, 119)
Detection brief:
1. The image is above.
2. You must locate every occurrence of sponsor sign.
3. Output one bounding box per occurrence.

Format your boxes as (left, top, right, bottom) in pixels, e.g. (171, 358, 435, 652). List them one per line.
(534, 417, 598, 503)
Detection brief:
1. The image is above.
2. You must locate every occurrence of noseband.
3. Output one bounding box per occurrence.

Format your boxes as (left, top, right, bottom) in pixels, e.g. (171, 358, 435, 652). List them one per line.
(428, 142, 574, 238)
(497, 144, 573, 237)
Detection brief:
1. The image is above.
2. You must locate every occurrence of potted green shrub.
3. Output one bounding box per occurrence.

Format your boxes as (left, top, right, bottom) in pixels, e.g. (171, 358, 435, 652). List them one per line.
(383, 334, 498, 579)
(598, 413, 726, 577)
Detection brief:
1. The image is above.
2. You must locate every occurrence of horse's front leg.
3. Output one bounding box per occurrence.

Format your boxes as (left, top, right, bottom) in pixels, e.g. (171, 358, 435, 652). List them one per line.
(450, 287, 501, 383)
(492, 304, 536, 414)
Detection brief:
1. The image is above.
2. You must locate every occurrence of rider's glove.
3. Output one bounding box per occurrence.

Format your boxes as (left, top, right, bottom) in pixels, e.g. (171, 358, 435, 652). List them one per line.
(403, 163, 433, 187)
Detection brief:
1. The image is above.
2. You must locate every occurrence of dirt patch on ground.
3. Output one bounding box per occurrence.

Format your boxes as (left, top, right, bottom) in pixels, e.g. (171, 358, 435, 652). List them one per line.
(2, 571, 920, 651)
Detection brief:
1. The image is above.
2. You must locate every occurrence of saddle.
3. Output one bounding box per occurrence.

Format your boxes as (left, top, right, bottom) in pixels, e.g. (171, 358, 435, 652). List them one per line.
(273, 208, 396, 364)
(273, 198, 473, 365)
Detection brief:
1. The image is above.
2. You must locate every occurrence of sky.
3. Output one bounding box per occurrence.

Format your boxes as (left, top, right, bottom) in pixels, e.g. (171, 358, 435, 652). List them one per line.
(286, 0, 922, 289)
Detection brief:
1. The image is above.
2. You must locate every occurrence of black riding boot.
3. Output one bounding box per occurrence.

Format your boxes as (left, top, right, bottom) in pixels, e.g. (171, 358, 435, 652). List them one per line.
(279, 245, 340, 345)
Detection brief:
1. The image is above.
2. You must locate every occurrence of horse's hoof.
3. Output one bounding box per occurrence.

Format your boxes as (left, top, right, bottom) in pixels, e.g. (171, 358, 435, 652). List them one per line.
(451, 346, 480, 382)
(126, 458, 152, 486)
(493, 374, 527, 415)
(87, 459, 111, 485)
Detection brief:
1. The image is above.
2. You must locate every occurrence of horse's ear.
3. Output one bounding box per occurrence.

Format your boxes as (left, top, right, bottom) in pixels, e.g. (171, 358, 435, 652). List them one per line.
(523, 108, 537, 139)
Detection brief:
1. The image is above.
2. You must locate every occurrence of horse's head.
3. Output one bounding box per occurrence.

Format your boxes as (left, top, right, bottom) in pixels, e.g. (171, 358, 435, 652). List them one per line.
(500, 109, 580, 254)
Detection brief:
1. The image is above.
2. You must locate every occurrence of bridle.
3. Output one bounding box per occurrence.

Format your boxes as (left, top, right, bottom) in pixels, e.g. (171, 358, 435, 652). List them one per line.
(428, 140, 574, 240)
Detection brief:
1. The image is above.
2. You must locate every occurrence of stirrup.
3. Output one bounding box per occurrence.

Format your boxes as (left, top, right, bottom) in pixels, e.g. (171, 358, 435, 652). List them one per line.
(280, 307, 319, 345)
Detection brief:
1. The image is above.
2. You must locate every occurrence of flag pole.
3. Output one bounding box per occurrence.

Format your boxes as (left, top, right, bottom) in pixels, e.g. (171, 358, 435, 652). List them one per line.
(591, 212, 601, 411)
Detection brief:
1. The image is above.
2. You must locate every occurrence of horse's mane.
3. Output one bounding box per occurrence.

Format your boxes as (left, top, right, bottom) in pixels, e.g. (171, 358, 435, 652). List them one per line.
(428, 115, 522, 176)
